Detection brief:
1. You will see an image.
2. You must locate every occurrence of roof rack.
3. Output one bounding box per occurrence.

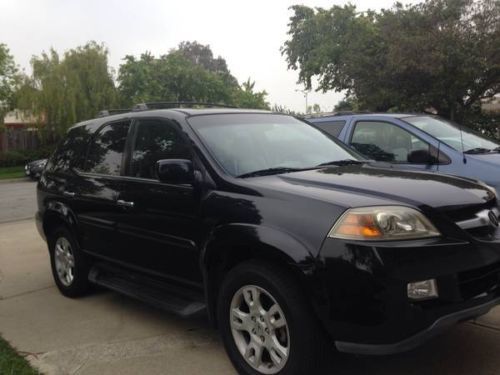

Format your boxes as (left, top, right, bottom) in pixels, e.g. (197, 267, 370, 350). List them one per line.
(132, 102, 237, 111)
(97, 109, 130, 118)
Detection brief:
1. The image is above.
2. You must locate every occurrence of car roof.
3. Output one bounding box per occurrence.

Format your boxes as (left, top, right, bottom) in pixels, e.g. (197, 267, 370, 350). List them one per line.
(69, 107, 275, 131)
(308, 113, 423, 122)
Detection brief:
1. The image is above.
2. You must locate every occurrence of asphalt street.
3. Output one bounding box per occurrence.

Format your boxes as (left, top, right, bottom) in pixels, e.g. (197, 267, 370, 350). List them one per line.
(0, 179, 499, 374)
(0, 179, 37, 223)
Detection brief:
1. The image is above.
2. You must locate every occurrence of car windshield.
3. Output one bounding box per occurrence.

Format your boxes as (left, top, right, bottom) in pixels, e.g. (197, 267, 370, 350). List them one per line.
(188, 113, 361, 177)
(404, 115, 500, 153)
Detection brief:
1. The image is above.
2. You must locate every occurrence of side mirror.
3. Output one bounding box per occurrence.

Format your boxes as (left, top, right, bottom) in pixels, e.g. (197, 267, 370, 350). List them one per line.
(156, 159, 194, 184)
(407, 149, 437, 164)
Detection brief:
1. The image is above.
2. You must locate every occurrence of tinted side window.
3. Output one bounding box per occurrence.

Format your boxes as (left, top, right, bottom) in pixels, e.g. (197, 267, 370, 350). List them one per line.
(83, 121, 130, 175)
(314, 121, 346, 138)
(129, 119, 190, 180)
(351, 121, 431, 163)
(46, 125, 93, 172)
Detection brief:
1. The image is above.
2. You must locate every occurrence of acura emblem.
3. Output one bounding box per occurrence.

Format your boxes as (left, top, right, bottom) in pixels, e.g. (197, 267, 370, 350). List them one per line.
(488, 210, 499, 227)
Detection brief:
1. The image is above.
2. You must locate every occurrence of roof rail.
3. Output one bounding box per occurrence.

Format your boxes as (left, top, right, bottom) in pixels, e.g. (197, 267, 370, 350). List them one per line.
(132, 102, 237, 111)
(304, 111, 372, 119)
(97, 109, 130, 118)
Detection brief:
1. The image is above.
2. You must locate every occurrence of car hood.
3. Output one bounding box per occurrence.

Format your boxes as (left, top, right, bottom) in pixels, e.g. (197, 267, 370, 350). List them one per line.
(246, 164, 494, 210)
(466, 153, 500, 167)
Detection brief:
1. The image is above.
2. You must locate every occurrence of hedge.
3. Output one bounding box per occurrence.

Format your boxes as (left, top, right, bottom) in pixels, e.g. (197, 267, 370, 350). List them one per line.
(0, 144, 56, 167)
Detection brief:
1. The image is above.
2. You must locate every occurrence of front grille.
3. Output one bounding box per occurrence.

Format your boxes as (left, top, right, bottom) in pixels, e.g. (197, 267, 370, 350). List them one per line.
(458, 262, 500, 300)
(442, 200, 495, 222)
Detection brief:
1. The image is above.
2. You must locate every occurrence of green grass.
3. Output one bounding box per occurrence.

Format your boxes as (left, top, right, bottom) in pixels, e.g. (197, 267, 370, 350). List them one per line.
(0, 336, 39, 374)
(0, 166, 25, 180)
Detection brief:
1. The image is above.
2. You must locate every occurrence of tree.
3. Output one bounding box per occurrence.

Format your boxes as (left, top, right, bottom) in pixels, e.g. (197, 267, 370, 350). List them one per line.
(0, 43, 19, 123)
(18, 41, 116, 139)
(334, 97, 360, 112)
(233, 78, 269, 109)
(283, 0, 500, 122)
(118, 41, 269, 109)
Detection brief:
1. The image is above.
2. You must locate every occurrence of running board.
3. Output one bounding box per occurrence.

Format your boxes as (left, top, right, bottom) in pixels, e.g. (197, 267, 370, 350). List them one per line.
(89, 263, 206, 318)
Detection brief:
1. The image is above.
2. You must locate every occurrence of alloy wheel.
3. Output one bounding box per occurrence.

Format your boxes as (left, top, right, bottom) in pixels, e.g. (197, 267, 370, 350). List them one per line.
(54, 237, 75, 287)
(230, 285, 290, 374)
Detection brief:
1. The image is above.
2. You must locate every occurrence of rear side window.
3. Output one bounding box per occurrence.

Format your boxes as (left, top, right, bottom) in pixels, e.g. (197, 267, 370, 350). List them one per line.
(46, 125, 93, 172)
(128, 119, 191, 180)
(313, 121, 346, 138)
(83, 121, 130, 176)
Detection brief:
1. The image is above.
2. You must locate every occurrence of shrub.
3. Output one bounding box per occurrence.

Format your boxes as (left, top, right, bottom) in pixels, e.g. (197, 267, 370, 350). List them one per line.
(0, 144, 57, 167)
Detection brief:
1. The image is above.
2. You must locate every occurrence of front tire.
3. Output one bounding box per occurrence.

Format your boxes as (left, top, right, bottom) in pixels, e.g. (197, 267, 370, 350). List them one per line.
(48, 227, 91, 297)
(217, 261, 329, 375)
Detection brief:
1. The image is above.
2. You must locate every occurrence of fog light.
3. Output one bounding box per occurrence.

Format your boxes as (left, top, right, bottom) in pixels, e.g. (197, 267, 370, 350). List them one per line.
(407, 279, 438, 300)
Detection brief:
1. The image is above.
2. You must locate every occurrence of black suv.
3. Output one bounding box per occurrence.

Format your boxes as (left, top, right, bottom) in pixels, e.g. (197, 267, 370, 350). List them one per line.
(36, 104, 500, 374)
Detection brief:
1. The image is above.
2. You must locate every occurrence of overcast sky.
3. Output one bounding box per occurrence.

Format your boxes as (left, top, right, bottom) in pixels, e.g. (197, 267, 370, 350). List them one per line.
(0, 0, 415, 112)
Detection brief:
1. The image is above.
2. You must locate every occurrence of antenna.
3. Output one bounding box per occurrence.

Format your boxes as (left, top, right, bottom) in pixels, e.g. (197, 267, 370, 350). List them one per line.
(436, 141, 441, 172)
(458, 118, 467, 164)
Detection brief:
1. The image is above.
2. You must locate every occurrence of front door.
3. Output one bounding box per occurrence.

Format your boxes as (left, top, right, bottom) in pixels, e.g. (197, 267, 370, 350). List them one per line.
(349, 120, 440, 171)
(116, 118, 203, 285)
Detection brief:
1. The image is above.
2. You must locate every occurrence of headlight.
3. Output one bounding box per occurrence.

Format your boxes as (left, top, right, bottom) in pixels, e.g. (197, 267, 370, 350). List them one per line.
(329, 206, 440, 241)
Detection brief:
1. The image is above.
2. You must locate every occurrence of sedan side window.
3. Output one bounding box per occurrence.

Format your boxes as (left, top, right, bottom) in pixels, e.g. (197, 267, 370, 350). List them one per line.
(351, 121, 433, 163)
(129, 119, 191, 180)
(83, 121, 130, 175)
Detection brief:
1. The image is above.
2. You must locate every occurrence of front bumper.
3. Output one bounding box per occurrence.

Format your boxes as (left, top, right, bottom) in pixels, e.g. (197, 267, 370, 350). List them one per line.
(317, 234, 500, 355)
(335, 295, 500, 355)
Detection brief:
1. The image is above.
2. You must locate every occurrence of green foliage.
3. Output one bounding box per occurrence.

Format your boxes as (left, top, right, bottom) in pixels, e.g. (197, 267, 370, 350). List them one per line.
(0, 144, 56, 167)
(0, 336, 39, 374)
(271, 104, 304, 118)
(17, 41, 117, 140)
(0, 165, 25, 180)
(334, 96, 361, 112)
(118, 41, 269, 110)
(0, 44, 19, 122)
(283, 0, 500, 121)
(233, 78, 269, 109)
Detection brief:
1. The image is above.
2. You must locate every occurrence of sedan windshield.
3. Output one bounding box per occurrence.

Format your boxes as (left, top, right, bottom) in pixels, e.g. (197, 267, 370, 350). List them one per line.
(404, 116, 500, 153)
(189, 113, 361, 177)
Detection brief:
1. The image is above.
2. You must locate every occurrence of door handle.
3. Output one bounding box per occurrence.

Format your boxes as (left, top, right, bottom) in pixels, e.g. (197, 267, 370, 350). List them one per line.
(63, 191, 76, 197)
(117, 199, 134, 208)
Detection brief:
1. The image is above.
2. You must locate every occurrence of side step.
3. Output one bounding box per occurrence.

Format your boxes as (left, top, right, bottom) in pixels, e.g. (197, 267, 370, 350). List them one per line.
(89, 263, 206, 318)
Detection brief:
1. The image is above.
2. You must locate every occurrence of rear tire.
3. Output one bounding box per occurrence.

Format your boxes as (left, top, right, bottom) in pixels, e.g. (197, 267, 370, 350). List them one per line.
(217, 260, 330, 375)
(48, 226, 91, 298)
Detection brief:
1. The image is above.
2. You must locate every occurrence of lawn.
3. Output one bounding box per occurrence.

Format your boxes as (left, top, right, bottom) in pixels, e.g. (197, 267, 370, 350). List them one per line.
(0, 166, 25, 180)
(0, 336, 39, 374)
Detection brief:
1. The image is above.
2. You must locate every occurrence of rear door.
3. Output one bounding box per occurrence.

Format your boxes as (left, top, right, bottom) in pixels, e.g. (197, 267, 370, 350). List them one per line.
(114, 118, 203, 284)
(75, 119, 131, 259)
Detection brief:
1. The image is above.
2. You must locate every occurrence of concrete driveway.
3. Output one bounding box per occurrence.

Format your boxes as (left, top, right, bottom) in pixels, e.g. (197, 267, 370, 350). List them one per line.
(0, 181, 500, 374)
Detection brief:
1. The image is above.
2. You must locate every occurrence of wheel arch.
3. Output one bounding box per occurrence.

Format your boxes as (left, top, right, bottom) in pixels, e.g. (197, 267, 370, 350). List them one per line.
(42, 201, 80, 246)
(201, 224, 320, 327)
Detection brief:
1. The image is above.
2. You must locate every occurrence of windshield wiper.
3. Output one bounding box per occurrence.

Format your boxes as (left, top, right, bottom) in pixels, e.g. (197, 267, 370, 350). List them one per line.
(316, 159, 364, 167)
(237, 167, 305, 178)
(464, 147, 494, 154)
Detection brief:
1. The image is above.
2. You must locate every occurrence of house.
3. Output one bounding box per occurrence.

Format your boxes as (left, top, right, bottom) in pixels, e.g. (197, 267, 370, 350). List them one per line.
(482, 95, 500, 114)
(0, 109, 43, 153)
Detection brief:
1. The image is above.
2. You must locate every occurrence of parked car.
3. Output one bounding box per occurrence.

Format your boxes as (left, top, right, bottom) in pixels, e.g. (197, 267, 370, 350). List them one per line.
(36, 104, 500, 375)
(308, 113, 500, 195)
(25, 158, 47, 180)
